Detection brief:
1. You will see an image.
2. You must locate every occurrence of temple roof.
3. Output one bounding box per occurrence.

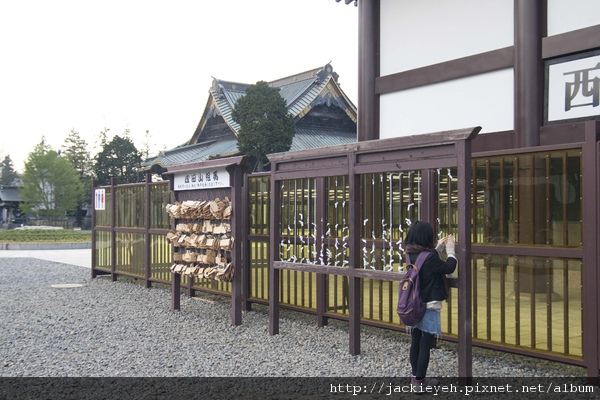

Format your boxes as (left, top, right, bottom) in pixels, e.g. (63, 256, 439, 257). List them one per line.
(0, 186, 21, 203)
(142, 63, 356, 174)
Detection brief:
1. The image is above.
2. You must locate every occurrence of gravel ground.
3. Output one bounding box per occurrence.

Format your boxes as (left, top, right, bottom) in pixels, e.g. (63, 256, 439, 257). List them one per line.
(0, 258, 597, 399)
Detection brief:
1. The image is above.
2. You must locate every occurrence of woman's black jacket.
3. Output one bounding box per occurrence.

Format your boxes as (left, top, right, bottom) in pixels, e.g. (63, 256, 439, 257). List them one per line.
(407, 251, 457, 303)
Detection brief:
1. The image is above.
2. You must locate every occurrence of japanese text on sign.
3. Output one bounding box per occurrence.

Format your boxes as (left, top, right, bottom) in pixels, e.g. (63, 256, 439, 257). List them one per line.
(547, 51, 600, 122)
(174, 167, 230, 191)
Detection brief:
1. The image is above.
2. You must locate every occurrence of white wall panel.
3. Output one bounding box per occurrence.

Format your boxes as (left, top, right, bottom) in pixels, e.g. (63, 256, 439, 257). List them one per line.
(547, 0, 600, 36)
(379, 69, 514, 138)
(380, 0, 513, 75)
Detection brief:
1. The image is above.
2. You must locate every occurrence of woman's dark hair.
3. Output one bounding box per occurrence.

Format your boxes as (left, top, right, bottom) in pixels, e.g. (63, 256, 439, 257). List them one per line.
(404, 220, 435, 248)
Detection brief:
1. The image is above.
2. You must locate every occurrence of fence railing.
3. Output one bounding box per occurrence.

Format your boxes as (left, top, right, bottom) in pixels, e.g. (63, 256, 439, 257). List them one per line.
(249, 132, 590, 367)
(91, 176, 172, 286)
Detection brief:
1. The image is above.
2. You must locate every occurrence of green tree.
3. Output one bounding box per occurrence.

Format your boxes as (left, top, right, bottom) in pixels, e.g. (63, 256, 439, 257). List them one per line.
(232, 81, 295, 171)
(20, 138, 85, 220)
(62, 129, 91, 179)
(94, 134, 142, 185)
(62, 129, 92, 227)
(0, 155, 19, 185)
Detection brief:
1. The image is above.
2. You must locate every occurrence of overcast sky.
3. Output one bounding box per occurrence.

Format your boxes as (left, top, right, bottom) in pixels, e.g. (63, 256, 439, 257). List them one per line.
(0, 0, 358, 172)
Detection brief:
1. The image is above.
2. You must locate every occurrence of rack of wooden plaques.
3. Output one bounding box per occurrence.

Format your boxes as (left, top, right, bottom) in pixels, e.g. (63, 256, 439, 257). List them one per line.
(164, 157, 248, 325)
(165, 198, 234, 284)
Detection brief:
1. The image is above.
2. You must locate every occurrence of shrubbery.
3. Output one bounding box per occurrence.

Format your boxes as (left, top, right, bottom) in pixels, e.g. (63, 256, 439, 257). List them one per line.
(0, 229, 91, 242)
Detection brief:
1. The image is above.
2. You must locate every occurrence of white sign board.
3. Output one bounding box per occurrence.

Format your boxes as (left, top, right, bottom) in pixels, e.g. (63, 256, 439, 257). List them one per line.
(94, 189, 106, 210)
(174, 167, 230, 191)
(547, 51, 600, 123)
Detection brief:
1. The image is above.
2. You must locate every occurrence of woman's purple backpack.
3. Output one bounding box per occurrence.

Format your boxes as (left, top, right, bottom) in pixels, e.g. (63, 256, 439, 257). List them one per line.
(396, 251, 432, 326)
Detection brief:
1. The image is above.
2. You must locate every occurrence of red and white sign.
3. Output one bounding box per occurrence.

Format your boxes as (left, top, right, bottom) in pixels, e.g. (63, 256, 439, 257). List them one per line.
(95, 189, 106, 210)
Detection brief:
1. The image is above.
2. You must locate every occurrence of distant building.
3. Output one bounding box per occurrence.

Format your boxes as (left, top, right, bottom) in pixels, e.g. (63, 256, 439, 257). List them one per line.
(142, 64, 356, 176)
(0, 185, 22, 226)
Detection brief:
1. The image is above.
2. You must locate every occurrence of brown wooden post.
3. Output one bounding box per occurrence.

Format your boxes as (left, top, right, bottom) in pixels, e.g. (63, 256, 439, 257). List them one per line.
(269, 173, 282, 335)
(348, 154, 361, 355)
(110, 177, 117, 282)
(186, 265, 193, 297)
(582, 121, 599, 382)
(514, 0, 544, 148)
(91, 179, 97, 279)
(315, 177, 328, 328)
(171, 272, 181, 311)
(456, 138, 473, 383)
(144, 173, 152, 289)
(421, 169, 436, 226)
(231, 165, 243, 325)
(422, 168, 437, 349)
(357, 0, 380, 142)
(168, 176, 180, 311)
(242, 171, 251, 312)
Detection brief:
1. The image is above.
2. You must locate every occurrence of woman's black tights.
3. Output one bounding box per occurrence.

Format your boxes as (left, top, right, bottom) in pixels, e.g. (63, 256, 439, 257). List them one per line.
(409, 327, 434, 380)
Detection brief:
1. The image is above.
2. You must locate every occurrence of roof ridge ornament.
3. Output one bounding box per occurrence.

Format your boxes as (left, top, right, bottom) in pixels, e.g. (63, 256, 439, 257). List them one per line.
(317, 63, 338, 83)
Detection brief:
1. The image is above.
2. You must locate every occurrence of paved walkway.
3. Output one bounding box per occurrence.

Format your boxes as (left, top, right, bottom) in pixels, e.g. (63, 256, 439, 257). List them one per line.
(0, 248, 91, 268)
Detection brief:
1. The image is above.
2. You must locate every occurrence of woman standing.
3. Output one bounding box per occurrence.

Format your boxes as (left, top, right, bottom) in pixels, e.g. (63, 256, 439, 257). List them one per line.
(403, 220, 456, 392)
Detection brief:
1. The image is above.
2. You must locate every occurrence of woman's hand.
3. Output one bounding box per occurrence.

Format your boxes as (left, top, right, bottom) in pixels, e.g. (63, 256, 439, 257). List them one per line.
(445, 235, 455, 257)
(436, 236, 447, 252)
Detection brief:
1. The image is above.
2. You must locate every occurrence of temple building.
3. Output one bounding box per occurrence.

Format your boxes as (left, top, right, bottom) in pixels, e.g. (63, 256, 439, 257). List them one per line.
(142, 63, 356, 176)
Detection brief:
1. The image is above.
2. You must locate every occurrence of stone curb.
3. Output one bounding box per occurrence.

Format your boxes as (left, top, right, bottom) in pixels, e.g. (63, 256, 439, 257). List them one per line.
(0, 242, 92, 250)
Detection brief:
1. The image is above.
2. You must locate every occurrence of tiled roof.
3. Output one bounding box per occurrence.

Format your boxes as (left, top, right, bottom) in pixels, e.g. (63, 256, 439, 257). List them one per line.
(291, 128, 356, 151)
(142, 138, 239, 170)
(0, 187, 21, 202)
(282, 76, 325, 117)
(143, 63, 357, 172)
(209, 82, 244, 133)
(143, 127, 356, 170)
(203, 64, 354, 139)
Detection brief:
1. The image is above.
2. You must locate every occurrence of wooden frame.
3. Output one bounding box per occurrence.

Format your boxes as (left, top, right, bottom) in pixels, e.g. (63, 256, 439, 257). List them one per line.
(164, 156, 250, 326)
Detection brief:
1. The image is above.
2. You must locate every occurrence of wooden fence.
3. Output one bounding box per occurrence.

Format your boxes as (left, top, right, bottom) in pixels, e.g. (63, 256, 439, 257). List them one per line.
(91, 121, 600, 379)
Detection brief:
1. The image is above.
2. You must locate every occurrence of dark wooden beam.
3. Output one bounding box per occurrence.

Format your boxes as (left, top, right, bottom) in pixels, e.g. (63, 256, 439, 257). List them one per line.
(357, 0, 379, 141)
(231, 165, 244, 325)
(375, 24, 600, 96)
(90, 179, 98, 279)
(144, 173, 152, 289)
(315, 177, 328, 328)
(268, 174, 282, 335)
(348, 166, 361, 355)
(376, 47, 513, 94)
(269, 127, 481, 165)
(581, 121, 600, 381)
(542, 24, 600, 59)
(456, 137, 473, 383)
(514, 0, 545, 148)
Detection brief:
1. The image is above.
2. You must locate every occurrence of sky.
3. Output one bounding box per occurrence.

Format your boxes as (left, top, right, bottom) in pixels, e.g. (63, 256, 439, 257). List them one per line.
(0, 0, 358, 173)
